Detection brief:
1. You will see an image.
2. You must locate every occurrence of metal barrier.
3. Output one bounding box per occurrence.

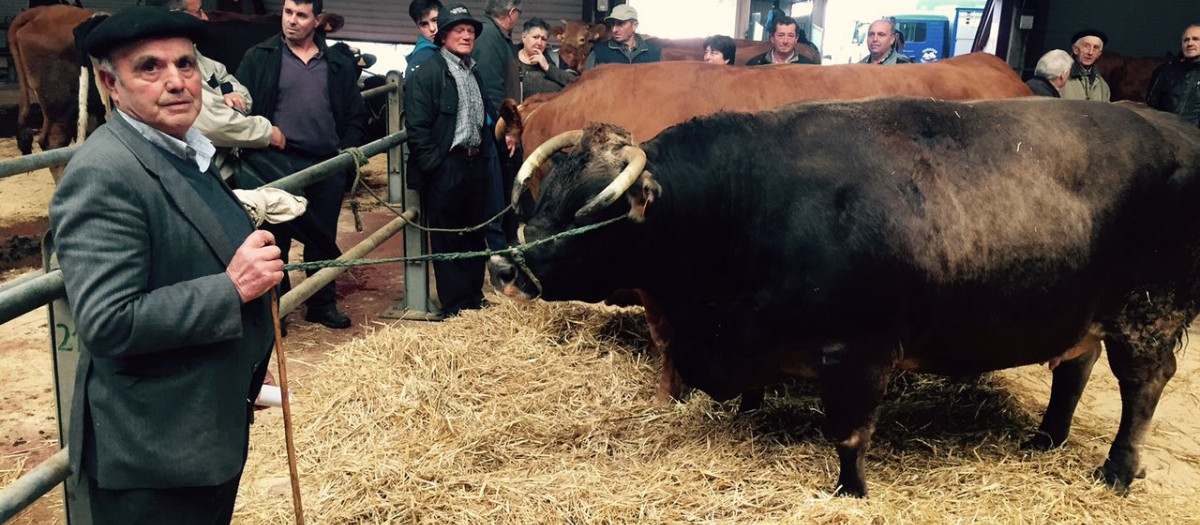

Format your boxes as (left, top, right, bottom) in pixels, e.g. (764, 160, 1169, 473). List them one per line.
(0, 73, 425, 524)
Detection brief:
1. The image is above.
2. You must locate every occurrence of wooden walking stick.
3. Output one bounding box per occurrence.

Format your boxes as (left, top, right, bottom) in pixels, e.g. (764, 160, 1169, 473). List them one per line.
(270, 289, 306, 524)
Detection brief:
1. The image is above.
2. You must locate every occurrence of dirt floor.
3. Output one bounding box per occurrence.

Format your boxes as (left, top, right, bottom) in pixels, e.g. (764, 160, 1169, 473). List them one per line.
(3, 135, 1200, 523)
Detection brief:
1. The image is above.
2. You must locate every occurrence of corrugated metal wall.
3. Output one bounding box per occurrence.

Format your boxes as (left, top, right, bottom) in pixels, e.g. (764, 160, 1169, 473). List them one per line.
(1045, 0, 1200, 57)
(260, 0, 583, 44)
(0, 0, 583, 44)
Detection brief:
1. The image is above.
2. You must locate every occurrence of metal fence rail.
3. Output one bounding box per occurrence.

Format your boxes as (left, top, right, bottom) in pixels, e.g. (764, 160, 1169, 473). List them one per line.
(0, 80, 398, 182)
(0, 78, 414, 523)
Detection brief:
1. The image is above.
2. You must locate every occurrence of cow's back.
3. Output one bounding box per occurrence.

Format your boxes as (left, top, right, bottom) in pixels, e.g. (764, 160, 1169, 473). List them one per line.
(521, 53, 1031, 164)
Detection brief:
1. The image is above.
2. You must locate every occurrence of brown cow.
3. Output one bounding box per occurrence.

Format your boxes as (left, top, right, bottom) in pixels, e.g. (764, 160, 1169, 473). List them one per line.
(1094, 49, 1171, 102)
(502, 52, 1034, 405)
(9, 5, 97, 158)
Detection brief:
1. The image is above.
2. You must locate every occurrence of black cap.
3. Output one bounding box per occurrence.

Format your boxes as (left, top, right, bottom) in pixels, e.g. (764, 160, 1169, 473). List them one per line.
(1070, 28, 1108, 46)
(436, 3, 482, 38)
(84, 7, 207, 58)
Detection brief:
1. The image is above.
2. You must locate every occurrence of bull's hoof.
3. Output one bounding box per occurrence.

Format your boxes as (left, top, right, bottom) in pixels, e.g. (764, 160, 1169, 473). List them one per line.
(1020, 430, 1063, 451)
(16, 129, 33, 156)
(1094, 460, 1145, 495)
(738, 388, 764, 413)
(833, 481, 867, 498)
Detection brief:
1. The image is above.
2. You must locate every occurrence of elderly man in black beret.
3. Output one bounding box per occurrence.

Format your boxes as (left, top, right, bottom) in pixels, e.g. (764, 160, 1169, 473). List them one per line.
(1062, 28, 1111, 101)
(49, 7, 283, 523)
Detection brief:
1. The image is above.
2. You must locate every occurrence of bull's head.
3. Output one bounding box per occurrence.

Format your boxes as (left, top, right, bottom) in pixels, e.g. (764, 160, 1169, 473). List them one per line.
(552, 20, 608, 72)
(489, 123, 662, 302)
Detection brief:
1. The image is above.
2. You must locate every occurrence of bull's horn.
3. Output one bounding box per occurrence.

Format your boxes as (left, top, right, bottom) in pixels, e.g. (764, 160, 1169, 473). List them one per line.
(575, 145, 647, 219)
(495, 117, 507, 142)
(513, 129, 583, 202)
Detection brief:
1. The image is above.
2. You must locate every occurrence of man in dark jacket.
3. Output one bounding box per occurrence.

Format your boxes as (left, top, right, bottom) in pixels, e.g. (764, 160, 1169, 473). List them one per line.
(403, 3, 492, 317)
(471, 0, 521, 249)
(1026, 49, 1073, 97)
(746, 16, 817, 66)
(1147, 24, 1200, 127)
(584, 4, 661, 69)
(235, 0, 368, 329)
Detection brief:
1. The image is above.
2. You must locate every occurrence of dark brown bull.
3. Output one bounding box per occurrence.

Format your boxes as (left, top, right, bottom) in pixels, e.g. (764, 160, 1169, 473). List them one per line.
(1094, 49, 1171, 102)
(491, 98, 1200, 496)
(499, 52, 1034, 406)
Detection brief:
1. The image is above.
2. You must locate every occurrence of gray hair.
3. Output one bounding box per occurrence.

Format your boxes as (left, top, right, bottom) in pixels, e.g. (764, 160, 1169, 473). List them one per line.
(484, 0, 521, 16)
(1034, 49, 1073, 80)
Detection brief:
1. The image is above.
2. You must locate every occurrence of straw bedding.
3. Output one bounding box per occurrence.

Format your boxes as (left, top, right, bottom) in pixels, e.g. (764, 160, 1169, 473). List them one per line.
(234, 298, 1200, 524)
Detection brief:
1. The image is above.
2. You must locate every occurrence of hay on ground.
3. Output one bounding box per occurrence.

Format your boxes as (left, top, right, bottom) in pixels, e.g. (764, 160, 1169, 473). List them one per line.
(235, 298, 1200, 524)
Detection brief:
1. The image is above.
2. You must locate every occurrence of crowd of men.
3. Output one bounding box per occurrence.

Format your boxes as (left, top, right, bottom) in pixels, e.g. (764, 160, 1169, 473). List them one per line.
(41, 0, 1200, 520)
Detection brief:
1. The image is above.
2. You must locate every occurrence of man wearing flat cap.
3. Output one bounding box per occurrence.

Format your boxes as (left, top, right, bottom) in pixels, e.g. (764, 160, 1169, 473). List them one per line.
(404, 3, 493, 317)
(585, 4, 662, 69)
(49, 6, 283, 523)
(1061, 28, 1111, 101)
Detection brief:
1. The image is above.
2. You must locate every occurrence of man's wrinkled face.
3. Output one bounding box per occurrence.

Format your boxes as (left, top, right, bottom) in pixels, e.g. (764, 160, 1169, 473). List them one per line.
(442, 23, 476, 57)
(1182, 26, 1200, 60)
(101, 37, 201, 140)
(610, 19, 637, 44)
(416, 9, 438, 41)
(282, 0, 320, 45)
(771, 23, 798, 56)
(1073, 36, 1104, 66)
(866, 21, 895, 56)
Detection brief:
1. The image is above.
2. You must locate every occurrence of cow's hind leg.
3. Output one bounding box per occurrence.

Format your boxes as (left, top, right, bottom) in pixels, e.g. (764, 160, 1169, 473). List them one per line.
(818, 340, 893, 498)
(1097, 300, 1192, 492)
(1023, 334, 1103, 450)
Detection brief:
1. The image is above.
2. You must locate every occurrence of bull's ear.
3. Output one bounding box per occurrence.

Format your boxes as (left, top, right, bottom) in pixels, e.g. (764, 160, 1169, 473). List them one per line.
(626, 171, 661, 223)
(552, 22, 566, 40)
(590, 23, 609, 41)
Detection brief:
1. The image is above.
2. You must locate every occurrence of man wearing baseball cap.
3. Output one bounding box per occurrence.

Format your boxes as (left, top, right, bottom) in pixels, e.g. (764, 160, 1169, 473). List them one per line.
(404, 3, 495, 317)
(50, 6, 282, 522)
(1061, 28, 1111, 101)
(585, 4, 661, 69)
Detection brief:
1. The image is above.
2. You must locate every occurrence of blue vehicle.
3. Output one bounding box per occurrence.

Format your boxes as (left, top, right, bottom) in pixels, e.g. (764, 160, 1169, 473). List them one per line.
(890, 8, 983, 63)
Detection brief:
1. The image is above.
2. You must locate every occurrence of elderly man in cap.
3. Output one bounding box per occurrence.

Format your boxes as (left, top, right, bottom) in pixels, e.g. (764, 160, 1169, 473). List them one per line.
(584, 4, 661, 69)
(49, 6, 283, 523)
(403, 3, 494, 317)
(1061, 29, 1111, 101)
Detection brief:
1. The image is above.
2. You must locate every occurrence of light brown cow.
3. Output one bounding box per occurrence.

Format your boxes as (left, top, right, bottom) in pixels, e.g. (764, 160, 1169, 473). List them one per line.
(9, 5, 96, 158)
(502, 52, 1034, 405)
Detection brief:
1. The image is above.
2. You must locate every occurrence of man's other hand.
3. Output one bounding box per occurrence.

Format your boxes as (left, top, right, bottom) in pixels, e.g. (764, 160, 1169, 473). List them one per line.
(223, 92, 248, 112)
(270, 126, 286, 150)
(227, 230, 284, 303)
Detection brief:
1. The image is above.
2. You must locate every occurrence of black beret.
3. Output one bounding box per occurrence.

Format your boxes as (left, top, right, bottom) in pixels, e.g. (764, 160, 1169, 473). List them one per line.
(1070, 28, 1108, 46)
(84, 7, 207, 58)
